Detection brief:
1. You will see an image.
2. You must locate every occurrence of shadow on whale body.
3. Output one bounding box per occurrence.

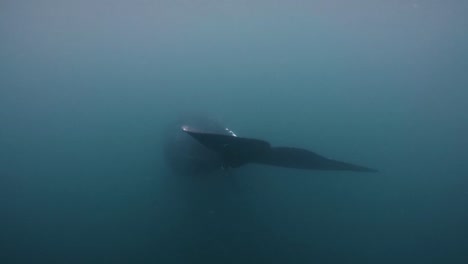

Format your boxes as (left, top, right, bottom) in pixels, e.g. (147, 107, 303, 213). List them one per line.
(163, 116, 378, 176)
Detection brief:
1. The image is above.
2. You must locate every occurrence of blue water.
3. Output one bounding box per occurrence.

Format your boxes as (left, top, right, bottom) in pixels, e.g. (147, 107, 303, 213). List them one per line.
(1, 1, 467, 263)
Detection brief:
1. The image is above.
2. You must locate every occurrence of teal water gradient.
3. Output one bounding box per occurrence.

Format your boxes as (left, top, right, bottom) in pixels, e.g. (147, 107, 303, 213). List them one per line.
(1, 1, 467, 263)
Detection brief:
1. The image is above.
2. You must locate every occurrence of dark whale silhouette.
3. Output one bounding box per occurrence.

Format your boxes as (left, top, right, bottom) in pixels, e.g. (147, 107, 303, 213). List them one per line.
(160, 116, 377, 262)
(163, 116, 377, 174)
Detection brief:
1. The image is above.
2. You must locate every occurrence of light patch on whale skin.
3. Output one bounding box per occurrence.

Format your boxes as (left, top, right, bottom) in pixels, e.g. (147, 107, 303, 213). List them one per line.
(225, 127, 237, 137)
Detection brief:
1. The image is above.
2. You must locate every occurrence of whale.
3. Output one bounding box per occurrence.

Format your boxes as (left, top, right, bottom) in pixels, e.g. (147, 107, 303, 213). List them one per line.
(163, 116, 377, 175)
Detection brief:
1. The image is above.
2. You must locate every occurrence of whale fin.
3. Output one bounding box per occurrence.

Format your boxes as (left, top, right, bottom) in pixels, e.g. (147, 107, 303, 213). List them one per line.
(182, 127, 377, 172)
(254, 147, 378, 172)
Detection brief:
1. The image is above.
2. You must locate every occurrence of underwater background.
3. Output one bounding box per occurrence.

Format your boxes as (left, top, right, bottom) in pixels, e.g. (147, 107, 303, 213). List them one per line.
(1, 0, 467, 263)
